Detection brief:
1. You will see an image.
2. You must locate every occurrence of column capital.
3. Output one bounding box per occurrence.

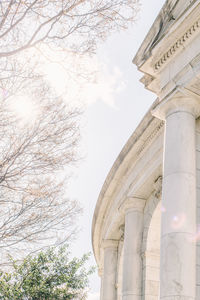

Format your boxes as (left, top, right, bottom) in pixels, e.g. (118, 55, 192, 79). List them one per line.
(118, 197, 145, 215)
(152, 87, 200, 120)
(102, 239, 118, 249)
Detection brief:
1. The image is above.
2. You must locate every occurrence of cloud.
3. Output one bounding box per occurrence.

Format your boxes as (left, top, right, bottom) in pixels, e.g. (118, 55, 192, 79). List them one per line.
(80, 61, 126, 107)
(38, 47, 125, 108)
(87, 292, 100, 300)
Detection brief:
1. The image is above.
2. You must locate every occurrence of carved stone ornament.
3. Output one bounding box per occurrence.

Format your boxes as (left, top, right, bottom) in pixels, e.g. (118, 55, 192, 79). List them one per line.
(119, 224, 125, 241)
(153, 176, 163, 198)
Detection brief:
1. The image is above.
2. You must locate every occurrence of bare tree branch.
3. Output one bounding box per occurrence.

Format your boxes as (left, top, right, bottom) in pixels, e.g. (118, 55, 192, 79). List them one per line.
(0, 80, 82, 263)
(0, 0, 140, 264)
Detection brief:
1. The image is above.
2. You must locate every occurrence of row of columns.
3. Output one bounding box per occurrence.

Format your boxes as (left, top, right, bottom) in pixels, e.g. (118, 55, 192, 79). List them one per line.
(101, 198, 145, 300)
(100, 91, 200, 300)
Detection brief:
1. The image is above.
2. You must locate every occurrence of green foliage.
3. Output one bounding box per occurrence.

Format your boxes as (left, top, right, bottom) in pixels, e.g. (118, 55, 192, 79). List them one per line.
(0, 245, 94, 300)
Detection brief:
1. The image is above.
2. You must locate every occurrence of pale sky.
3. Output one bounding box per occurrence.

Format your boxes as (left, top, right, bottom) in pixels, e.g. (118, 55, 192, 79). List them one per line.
(0, 0, 173, 298)
(30, 0, 167, 299)
(64, 1, 167, 299)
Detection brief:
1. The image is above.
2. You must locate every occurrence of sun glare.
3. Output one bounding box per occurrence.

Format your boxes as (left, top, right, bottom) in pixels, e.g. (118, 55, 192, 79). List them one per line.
(9, 97, 38, 126)
(43, 63, 67, 95)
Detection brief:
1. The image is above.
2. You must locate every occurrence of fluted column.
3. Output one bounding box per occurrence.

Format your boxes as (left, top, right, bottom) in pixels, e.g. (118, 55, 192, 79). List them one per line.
(152, 90, 200, 300)
(101, 239, 118, 300)
(120, 197, 145, 300)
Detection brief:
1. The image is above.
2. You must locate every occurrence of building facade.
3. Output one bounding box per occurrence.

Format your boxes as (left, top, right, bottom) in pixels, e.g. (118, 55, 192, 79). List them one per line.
(92, 1, 200, 299)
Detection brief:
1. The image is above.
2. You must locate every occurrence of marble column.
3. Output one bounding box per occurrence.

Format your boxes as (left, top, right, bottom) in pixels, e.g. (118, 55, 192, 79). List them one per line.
(152, 90, 200, 300)
(98, 268, 103, 300)
(120, 197, 145, 300)
(101, 239, 118, 300)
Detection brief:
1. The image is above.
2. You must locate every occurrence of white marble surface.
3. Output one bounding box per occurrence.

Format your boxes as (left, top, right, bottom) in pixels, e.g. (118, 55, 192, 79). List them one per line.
(122, 202, 144, 300)
(158, 105, 197, 300)
(101, 241, 118, 300)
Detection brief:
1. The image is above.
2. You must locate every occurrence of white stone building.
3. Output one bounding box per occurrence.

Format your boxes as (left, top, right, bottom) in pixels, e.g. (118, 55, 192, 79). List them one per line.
(92, 0, 200, 299)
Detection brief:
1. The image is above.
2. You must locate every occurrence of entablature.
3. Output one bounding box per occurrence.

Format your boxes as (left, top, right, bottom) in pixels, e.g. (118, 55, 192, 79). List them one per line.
(134, 0, 200, 98)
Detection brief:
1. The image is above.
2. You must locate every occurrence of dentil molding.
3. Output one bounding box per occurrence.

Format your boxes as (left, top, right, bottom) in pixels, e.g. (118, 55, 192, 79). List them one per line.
(154, 19, 200, 72)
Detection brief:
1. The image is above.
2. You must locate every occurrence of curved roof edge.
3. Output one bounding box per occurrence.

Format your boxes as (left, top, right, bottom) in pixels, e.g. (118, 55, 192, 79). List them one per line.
(92, 98, 159, 262)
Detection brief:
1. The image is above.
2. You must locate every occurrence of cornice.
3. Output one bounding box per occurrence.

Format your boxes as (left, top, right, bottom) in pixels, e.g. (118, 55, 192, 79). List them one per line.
(92, 100, 164, 266)
(133, 0, 199, 69)
(154, 19, 200, 72)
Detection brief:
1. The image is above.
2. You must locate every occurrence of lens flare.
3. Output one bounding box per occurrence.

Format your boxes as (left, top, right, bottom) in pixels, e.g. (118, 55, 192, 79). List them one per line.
(161, 205, 166, 213)
(171, 213, 186, 230)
